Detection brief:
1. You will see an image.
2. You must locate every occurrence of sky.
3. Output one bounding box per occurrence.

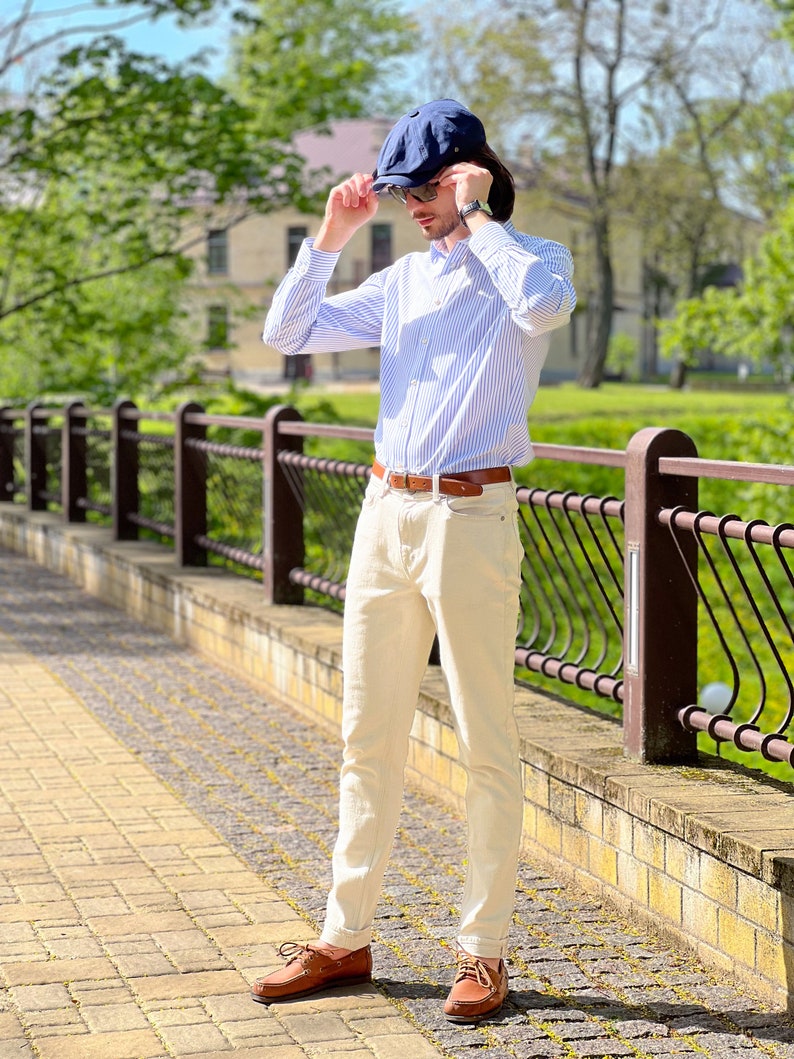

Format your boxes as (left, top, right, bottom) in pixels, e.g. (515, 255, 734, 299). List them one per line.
(7, 1, 233, 86)
(117, 9, 231, 75)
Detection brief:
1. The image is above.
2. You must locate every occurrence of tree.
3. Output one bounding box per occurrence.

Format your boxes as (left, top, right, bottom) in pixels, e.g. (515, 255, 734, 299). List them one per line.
(0, 0, 415, 402)
(706, 91, 794, 222)
(659, 199, 794, 374)
(415, 1, 551, 160)
(0, 253, 198, 403)
(228, 0, 417, 140)
(0, 1, 302, 399)
(419, 0, 784, 387)
(534, 0, 784, 387)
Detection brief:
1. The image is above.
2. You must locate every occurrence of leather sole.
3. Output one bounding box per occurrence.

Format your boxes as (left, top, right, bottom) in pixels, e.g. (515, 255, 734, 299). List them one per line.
(444, 997, 505, 1024)
(251, 972, 373, 1004)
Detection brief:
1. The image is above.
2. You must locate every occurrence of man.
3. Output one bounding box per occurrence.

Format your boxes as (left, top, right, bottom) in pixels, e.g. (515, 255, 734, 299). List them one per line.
(252, 99, 575, 1023)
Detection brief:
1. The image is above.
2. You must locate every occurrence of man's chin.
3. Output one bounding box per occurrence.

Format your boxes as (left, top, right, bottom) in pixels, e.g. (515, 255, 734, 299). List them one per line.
(416, 218, 457, 242)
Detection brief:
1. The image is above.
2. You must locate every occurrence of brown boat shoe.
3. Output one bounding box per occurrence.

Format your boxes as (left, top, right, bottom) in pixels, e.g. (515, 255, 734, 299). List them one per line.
(251, 942, 373, 1003)
(443, 951, 509, 1023)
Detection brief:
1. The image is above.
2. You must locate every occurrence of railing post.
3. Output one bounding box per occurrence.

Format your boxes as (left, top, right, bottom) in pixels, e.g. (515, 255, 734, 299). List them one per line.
(263, 404, 304, 605)
(175, 401, 207, 566)
(25, 401, 46, 511)
(62, 400, 88, 523)
(0, 409, 15, 503)
(113, 398, 139, 541)
(623, 427, 699, 763)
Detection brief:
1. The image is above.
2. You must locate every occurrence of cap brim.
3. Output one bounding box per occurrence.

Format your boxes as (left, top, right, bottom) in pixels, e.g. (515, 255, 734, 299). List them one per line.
(371, 168, 438, 191)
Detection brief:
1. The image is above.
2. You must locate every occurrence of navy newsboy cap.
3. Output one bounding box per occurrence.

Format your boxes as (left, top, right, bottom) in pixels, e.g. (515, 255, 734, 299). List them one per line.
(372, 99, 486, 190)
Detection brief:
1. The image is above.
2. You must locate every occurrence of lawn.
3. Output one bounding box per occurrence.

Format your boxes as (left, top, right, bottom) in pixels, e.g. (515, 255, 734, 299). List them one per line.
(295, 381, 790, 451)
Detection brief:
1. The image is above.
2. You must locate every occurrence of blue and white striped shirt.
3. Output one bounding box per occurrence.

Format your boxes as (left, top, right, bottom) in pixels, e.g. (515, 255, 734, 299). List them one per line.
(263, 220, 575, 475)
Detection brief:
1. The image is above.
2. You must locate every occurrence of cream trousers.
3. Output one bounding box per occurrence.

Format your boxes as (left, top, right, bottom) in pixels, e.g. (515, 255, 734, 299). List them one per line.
(320, 475, 524, 959)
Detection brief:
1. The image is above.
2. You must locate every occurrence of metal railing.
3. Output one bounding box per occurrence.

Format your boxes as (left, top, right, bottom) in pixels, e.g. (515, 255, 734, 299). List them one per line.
(1, 399, 792, 775)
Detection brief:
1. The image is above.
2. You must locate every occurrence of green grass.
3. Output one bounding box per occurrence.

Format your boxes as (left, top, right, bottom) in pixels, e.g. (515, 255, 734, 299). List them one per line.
(530, 381, 789, 427)
(293, 386, 380, 429)
(293, 381, 790, 447)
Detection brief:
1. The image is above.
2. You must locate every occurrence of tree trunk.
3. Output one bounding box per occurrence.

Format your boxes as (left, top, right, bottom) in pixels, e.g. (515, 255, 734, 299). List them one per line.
(577, 215, 614, 389)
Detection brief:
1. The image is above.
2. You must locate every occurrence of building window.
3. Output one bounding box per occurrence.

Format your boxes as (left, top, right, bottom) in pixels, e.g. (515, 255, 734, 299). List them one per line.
(287, 226, 308, 267)
(207, 304, 229, 349)
(207, 229, 228, 275)
(371, 223, 392, 272)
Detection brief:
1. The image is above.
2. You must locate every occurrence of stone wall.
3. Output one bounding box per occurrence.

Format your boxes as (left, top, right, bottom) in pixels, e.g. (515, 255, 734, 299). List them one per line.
(1, 506, 792, 1012)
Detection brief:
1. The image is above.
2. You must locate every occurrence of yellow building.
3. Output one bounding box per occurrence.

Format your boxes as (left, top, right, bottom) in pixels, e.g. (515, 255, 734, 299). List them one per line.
(185, 119, 646, 386)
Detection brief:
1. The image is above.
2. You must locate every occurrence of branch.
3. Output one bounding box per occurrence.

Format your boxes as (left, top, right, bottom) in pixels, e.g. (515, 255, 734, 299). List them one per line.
(0, 9, 156, 78)
(0, 0, 34, 73)
(0, 203, 256, 322)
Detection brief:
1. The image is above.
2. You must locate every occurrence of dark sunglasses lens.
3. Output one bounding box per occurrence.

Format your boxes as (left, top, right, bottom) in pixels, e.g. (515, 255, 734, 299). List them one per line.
(411, 183, 438, 202)
(386, 183, 438, 204)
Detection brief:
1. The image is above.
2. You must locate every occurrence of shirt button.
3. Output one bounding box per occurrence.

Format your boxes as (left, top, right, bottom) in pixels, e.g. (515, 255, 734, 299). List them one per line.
(410, 379, 418, 386)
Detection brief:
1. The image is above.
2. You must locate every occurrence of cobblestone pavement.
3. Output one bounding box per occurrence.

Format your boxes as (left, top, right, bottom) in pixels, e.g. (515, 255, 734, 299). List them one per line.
(2, 548, 794, 1058)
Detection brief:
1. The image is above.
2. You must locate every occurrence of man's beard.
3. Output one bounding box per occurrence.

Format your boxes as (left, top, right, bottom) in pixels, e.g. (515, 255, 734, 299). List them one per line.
(417, 209, 462, 243)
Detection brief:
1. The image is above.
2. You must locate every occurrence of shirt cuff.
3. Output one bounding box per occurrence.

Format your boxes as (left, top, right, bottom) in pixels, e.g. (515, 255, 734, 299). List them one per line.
(468, 219, 525, 262)
(291, 238, 341, 281)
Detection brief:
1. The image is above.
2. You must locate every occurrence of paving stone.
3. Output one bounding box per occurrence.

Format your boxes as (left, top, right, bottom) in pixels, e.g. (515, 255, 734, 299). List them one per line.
(2, 550, 794, 1059)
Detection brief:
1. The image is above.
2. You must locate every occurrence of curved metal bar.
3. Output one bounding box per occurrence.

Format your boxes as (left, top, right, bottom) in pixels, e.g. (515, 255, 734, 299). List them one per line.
(740, 519, 794, 730)
(714, 516, 769, 725)
(664, 508, 737, 715)
(689, 510, 742, 715)
(561, 491, 623, 672)
(525, 488, 580, 660)
(556, 491, 600, 666)
(771, 524, 794, 733)
(517, 500, 561, 655)
(771, 523, 794, 590)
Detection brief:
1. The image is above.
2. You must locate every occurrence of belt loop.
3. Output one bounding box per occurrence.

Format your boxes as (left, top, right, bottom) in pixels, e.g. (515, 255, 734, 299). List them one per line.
(380, 465, 391, 496)
(432, 474, 440, 502)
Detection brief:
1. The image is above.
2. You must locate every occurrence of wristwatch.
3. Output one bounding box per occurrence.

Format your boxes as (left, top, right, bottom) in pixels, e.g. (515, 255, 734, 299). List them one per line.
(459, 200, 493, 226)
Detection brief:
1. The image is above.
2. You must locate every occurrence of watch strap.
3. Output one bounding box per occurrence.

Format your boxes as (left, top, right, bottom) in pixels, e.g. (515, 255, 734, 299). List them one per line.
(459, 200, 493, 225)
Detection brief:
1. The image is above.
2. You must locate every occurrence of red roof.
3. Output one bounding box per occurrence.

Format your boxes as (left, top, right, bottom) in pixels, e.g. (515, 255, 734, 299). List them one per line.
(294, 118, 394, 178)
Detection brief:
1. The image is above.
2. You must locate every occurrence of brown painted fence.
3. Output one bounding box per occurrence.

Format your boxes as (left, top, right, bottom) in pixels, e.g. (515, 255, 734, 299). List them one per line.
(1, 399, 792, 774)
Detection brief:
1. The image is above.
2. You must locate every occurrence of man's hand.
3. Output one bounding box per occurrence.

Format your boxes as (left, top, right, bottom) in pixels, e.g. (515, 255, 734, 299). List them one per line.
(438, 163, 494, 213)
(314, 173, 379, 253)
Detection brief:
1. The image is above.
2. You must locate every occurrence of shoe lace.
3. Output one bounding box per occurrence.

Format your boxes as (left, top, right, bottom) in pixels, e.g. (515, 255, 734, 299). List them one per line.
(454, 953, 493, 989)
(277, 941, 316, 966)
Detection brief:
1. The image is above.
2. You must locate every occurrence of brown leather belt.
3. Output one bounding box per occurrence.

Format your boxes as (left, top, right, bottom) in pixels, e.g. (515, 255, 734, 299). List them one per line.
(372, 460, 511, 498)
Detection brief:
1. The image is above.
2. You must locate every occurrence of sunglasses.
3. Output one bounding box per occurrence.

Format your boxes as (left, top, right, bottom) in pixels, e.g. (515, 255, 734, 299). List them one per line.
(383, 180, 441, 206)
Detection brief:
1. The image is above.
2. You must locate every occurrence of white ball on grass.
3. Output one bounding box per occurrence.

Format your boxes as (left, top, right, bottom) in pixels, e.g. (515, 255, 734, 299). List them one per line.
(699, 682, 733, 713)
